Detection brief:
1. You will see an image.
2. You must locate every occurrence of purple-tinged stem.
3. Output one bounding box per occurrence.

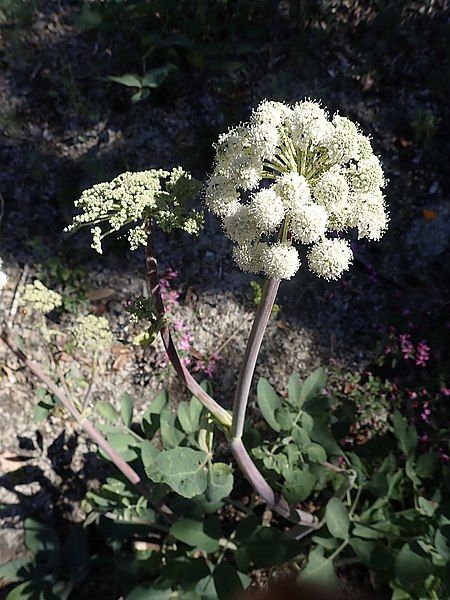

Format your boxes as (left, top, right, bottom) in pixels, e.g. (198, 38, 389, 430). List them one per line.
(231, 278, 280, 439)
(145, 230, 232, 430)
(0, 332, 173, 521)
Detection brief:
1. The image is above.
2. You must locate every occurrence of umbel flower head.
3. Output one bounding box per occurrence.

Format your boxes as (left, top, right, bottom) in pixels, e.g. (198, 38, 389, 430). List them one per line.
(68, 315, 113, 353)
(66, 167, 203, 253)
(206, 99, 388, 280)
(20, 280, 63, 314)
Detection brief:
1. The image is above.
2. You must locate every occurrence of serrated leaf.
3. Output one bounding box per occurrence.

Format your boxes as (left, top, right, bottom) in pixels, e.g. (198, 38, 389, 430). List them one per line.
(299, 546, 340, 589)
(170, 517, 221, 553)
(151, 448, 208, 498)
(108, 73, 142, 88)
(120, 393, 134, 427)
(325, 498, 349, 540)
(257, 378, 281, 431)
(96, 402, 118, 422)
(300, 368, 326, 407)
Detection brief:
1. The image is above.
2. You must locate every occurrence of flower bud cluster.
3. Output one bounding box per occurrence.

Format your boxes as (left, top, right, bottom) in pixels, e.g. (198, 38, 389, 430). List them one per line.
(67, 167, 203, 254)
(206, 99, 388, 280)
(68, 314, 113, 353)
(20, 280, 63, 314)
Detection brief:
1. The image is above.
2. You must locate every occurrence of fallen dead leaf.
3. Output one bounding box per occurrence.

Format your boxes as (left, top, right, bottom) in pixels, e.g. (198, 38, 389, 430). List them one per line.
(85, 288, 115, 301)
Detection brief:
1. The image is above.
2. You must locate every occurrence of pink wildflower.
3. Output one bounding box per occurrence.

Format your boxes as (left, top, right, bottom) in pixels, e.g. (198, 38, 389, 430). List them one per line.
(415, 340, 430, 367)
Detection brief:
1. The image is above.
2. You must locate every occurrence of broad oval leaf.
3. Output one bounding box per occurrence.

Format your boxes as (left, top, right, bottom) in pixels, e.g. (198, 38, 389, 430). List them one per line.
(152, 448, 208, 498)
(120, 392, 134, 427)
(300, 367, 327, 407)
(108, 73, 142, 88)
(170, 517, 221, 553)
(325, 498, 350, 540)
(257, 378, 281, 431)
(299, 546, 340, 589)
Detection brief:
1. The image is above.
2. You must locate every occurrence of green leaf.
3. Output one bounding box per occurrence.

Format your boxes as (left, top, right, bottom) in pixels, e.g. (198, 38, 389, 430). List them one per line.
(6, 581, 37, 599)
(299, 546, 340, 589)
(141, 441, 159, 477)
(393, 411, 417, 455)
(96, 402, 118, 422)
(160, 556, 209, 585)
(305, 444, 327, 463)
(108, 73, 142, 88)
(141, 65, 173, 88)
(148, 390, 168, 415)
(206, 463, 234, 503)
(152, 448, 208, 498)
(131, 88, 150, 104)
(435, 526, 450, 560)
(275, 406, 295, 431)
(310, 414, 341, 455)
(350, 538, 375, 565)
(213, 564, 249, 600)
(24, 518, 60, 569)
(170, 517, 221, 553)
(325, 498, 350, 540)
(257, 378, 281, 431)
(416, 451, 439, 479)
(394, 543, 431, 584)
(120, 393, 134, 427)
(282, 467, 316, 503)
(300, 368, 327, 407)
(0, 558, 31, 581)
(177, 400, 194, 434)
(104, 432, 139, 462)
(288, 372, 302, 407)
(160, 409, 185, 449)
(238, 526, 302, 568)
(126, 584, 173, 599)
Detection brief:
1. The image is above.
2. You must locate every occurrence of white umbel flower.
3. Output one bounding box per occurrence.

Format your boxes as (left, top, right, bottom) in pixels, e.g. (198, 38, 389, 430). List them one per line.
(291, 203, 328, 244)
(0, 259, 7, 291)
(347, 190, 389, 241)
(233, 243, 264, 274)
(308, 238, 353, 280)
(260, 243, 300, 280)
(208, 98, 388, 280)
(223, 205, 259, 244)
(247, 188, 285, 233)
(274, 172, 311, 218)
(313, 167, 349, 214)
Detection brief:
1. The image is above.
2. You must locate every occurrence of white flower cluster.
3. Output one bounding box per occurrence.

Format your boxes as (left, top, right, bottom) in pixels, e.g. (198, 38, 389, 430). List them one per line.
(67, 167, 203, 253)
(0, 258, 7, 291)
(206, 99, 388, 280)
(20, 280, 63, 314)
(68, 314, 113, 353)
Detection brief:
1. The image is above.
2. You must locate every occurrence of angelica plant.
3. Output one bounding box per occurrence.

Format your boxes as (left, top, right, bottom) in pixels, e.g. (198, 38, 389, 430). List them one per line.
(1, 100, 388, 534)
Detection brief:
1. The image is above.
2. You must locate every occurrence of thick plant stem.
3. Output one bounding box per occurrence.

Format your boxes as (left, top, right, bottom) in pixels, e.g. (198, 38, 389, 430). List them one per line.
(0, 332, 173, 520)
(231, 278, 280, 439)
(144, 230, 232, 430)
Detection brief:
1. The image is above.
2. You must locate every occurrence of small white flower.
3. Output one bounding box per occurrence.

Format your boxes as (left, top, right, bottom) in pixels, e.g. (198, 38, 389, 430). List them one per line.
(288, 101, 332, 149)
(232, 243, 263, 274)
(308, 238, 353, 280)
(274, 172, 311, 218)
(345, 155, 385, 193)
(327, 115, 359, 163)
(205, 175, 240, 217)
(247, 188, 285, 233)
(347, 190, 389, 241)
(223, 205, 259, 244)
(356, 134, 373, 160)
(291, 203, 328, 244)
(260, 242, 300, 280)
(313, 167, 349, 213)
